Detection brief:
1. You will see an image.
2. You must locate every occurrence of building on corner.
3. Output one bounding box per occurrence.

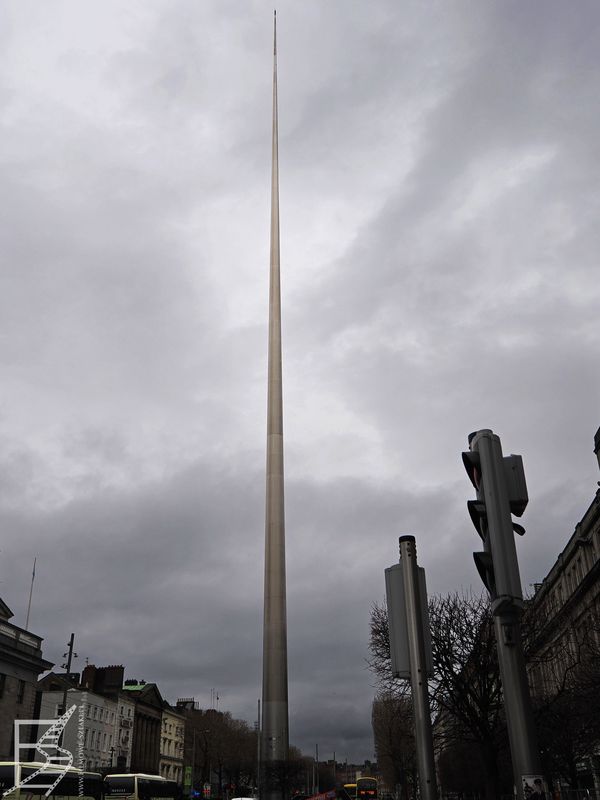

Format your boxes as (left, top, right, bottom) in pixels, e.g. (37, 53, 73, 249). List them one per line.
(0, 597, 53, 760)
(526, 425, 600, 791)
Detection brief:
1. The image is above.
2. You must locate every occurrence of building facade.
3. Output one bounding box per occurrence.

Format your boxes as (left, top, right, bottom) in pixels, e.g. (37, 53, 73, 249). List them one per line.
(0, 598, 53, 760)
(123, 681, 163, 774)
(159, 704, 185, 783)
(115, 693, 136, 771)
(38, 677, 119, 772)
(38, 665, 136, 773)
(527, 426, 600, 790)
(80, 664, 135, 771)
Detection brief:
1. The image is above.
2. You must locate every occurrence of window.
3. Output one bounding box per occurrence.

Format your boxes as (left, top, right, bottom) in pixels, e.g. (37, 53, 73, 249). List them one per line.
(93, 707, 97, 720)
(84, 729, 89, 748)
(0, 674, 6, 698)
(16, 680, 26, 704)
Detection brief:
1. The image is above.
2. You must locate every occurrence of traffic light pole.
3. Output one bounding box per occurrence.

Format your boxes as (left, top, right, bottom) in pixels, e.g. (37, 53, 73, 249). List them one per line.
(399, 536, 437, 800)
(494, 609, 541, 797)
(463, 430, 542, 800)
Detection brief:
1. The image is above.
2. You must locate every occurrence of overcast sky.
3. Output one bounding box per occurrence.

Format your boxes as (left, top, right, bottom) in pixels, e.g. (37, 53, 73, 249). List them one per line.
(1, 0, 600, 764)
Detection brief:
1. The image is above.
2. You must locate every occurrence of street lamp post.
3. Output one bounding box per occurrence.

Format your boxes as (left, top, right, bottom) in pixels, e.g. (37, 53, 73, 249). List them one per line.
(191, 730, 196, 795)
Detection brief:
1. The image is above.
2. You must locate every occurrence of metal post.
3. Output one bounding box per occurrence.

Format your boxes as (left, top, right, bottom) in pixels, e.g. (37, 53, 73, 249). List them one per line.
(61, 633, 76, 714)
(25, 557, 36, 631)
(261, 14, 290, 800)
(494, 610, 541, 798)
(467, 429, 542, 799)
(315, 744, 319, 794)
(192, 728, 196, 796)
(257, 700, 261, 800)
(332, 752, 335, 788)
(399, 537, 437, 800)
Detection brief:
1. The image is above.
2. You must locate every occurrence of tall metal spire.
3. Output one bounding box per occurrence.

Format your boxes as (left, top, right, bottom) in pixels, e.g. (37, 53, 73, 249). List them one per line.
(261, 10, 289, 800)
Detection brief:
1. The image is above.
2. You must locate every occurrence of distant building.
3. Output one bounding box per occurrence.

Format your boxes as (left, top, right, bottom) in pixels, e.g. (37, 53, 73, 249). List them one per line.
(160, 704, 185, 783)
(527, 425, 600, 790)
(123, 680, 164, 774)
(80, 664, 135, 771)
(0, 597, 53, 759)
(38, 673, 119, 772)
(38, 664, 137, 773)
(115, 693, 136, 771)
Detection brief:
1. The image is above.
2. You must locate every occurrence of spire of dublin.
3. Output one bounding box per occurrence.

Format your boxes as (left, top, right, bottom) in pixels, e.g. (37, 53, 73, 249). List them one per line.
(261, 11, 290, 800)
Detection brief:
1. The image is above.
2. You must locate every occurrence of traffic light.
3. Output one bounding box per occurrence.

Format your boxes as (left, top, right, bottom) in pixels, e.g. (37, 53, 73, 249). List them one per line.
(462, 429, 528, 614)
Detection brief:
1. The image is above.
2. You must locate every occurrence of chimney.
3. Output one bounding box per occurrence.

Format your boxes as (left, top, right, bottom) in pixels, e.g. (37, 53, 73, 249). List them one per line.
(594, 426, 600, 473)
(81, 664, 97, 690)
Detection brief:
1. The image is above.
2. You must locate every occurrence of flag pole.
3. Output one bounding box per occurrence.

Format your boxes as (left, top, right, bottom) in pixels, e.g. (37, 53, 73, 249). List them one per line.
(25, 557, 37, 631)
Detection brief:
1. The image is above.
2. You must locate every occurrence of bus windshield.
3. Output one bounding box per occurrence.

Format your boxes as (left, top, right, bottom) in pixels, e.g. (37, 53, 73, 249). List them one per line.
(105, 775, 179, 800)
(356, 779, 377, 800)
(105, 777, 136, 796)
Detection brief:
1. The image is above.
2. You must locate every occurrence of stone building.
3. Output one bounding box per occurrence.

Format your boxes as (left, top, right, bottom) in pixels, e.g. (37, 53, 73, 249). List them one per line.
(0, 598, 53, 759)
(38, 674, 118, 772)
(38, 665, 136, 773)
(80, 664, 135, 771)
(123, 680, 164, 774)
(160, 703, 185, 783)
(527, 426, 600, 789)
(115, 692, 137, 771)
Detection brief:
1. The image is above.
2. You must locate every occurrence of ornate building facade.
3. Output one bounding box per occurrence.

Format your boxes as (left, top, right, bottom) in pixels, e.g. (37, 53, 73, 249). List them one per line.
(527, 426, 600, 790)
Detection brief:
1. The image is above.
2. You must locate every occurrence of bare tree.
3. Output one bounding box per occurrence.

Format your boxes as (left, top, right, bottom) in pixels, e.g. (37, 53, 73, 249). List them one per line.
(524, 603, 600, 788)
(371, 691, 416, 800)
(369, 591, 510, 800)
(261, 746, 307, 800)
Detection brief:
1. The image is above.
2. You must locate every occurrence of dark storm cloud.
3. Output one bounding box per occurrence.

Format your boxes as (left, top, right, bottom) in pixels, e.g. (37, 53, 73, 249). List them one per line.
(1, 0, 600, 765)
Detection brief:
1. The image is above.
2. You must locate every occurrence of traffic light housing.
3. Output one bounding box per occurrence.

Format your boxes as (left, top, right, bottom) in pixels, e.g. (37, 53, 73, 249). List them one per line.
(463, 429, 528, 614)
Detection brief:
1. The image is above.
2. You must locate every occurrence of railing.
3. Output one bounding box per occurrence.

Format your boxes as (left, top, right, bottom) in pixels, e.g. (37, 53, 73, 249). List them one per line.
(0, 621, 42, 651)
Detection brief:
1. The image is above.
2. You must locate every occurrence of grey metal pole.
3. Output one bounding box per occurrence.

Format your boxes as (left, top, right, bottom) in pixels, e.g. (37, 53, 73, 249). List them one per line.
(257, 699, 261, 800)
(25, 557, 36, 631)
(61, 633, 76, 714)
(399, 537, 437, 800)
(192, 728, 196, 796)
(261, 13, 289, 799)
(494, 610, 541, 798)
(467, 429, 542, 800)
(332, 752, 335, 788)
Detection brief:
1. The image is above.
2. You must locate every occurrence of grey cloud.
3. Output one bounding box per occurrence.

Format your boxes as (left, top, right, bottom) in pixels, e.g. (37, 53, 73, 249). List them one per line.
(1, 0, 600, 767)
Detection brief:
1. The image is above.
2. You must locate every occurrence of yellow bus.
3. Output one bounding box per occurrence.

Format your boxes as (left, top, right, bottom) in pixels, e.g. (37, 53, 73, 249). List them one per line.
(356, 778, 377, 800)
